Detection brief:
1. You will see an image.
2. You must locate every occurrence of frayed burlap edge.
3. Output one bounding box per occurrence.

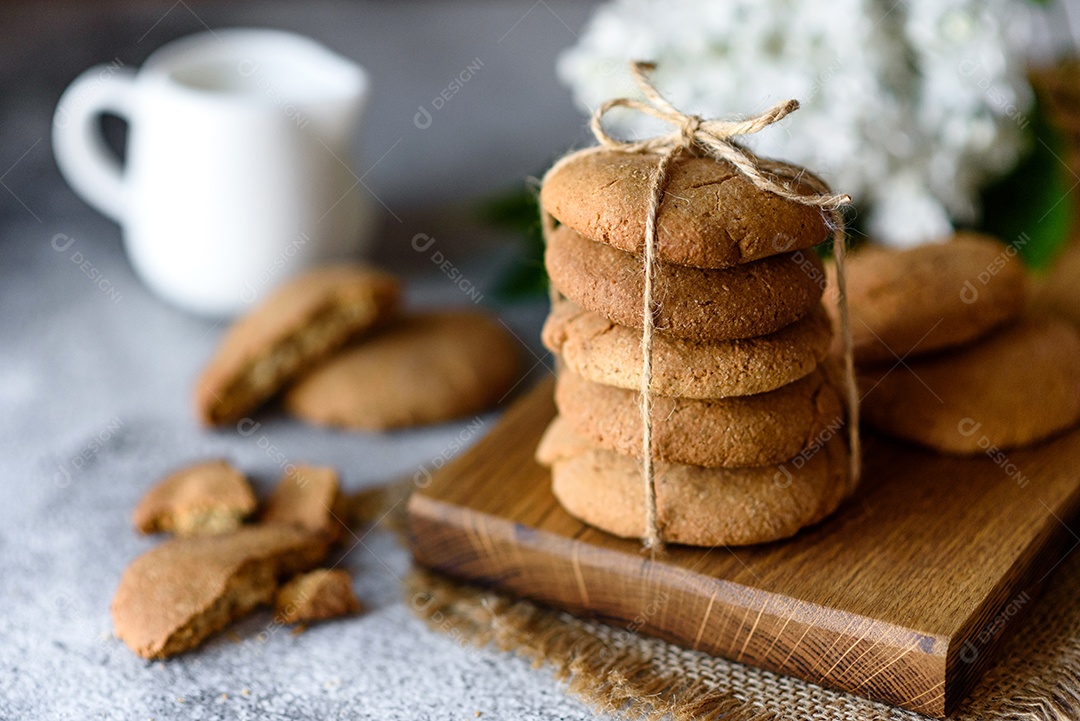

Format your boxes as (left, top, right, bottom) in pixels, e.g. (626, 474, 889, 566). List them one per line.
(405, 567, 780, 721)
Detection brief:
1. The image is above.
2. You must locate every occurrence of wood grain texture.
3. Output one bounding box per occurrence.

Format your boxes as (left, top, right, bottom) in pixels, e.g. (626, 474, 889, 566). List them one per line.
(408, 377, 1080, 717)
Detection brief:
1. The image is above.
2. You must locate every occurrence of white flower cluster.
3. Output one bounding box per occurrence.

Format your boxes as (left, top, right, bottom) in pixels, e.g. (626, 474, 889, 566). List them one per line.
(558, 0, 1035, 247)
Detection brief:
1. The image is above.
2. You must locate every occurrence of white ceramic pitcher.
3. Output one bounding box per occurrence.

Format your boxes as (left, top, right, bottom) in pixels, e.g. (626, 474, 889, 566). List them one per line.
(53, 29, 374, 316)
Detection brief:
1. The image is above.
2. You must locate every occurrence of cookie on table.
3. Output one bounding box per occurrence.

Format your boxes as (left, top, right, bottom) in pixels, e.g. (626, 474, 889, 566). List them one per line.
(261, 465, 344, 544)
(195, 265, 400, 426)
(274, 569, 362, 624)
(545, 225, 825, 342)
(860, 316, 1080, 453)
(285, 310, 521, 431)
(133, 459, 255, 536)
(536, 416, 851, 547)
(555, 366, 844, 468)
(111, 525, 328, 659)
(543, 297, 832, 399)
(1031, 241, 1080, 329)
(540, 150, 830, 269)
(824, 233, 1027, 365)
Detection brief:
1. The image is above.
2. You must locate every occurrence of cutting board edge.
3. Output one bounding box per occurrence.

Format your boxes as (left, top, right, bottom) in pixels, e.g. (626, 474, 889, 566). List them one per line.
(408, 490, 952, 716)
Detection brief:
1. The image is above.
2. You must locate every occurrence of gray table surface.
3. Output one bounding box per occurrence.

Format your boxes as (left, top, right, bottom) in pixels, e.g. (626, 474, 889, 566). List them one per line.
(0, 2, 619, 718)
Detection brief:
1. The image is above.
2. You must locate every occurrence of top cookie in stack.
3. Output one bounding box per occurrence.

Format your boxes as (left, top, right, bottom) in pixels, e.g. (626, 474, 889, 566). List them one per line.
(536, 149, 854, 548)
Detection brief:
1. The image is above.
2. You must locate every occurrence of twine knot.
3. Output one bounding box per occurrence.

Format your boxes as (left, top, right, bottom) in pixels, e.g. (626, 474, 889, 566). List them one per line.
(679, 114, 703, 149)
(588, 63, 850, 210)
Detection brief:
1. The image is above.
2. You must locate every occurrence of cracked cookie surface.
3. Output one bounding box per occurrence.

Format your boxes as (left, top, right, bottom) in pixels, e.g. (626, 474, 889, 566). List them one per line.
(554, 366, 844, 468)
(540, 150, 830, 269)
(545, 225, 825, 342)
(537, 416, 851, 546)
(543, 297, 831, 399)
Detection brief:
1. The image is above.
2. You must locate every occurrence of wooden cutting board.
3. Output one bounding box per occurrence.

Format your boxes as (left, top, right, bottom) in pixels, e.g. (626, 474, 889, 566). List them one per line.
(407, 377, 1080, 717)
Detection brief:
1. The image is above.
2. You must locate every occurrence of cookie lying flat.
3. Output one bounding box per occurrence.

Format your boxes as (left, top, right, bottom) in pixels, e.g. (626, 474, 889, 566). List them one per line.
(284, 311, 521, 430)
(195, 265, 400, 426)
(860, 316, 1080, 454)
(133, 459, 255, 536)
(274, 569, 362, 624)
(1031, 242, 1080, 329)
(540, 150, 830, 269)
(824, 233, 1026, 364)
(111, 525, 328, 659)
(555, 367, 844, 468)
(543, 297, 831, 399)
(537, 417, 851, 546)
(261, 465, 344, 543)
(545, 225, 825, 341)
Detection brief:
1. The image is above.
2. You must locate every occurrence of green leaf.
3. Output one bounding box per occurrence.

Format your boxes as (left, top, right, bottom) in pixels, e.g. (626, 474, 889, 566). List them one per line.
(976, 100, 1074, 270)
(479, 186, 549, 302)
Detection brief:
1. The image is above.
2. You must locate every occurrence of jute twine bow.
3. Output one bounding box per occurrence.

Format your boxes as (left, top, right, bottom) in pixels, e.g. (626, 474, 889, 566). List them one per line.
(542, 61, 861, 551)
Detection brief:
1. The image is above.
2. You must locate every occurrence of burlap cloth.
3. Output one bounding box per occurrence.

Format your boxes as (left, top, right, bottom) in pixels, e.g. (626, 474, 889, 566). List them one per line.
(392, 485, 1080, 721)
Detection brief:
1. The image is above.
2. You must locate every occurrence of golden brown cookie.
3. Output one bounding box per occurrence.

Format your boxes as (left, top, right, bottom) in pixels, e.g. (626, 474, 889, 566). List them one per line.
(545, 225, 825, 341)
(1031, 241, 1080, 329)
(261, 465, 344, 543)
(274, 569, 362, 624)
(536, 417, 851, 546)
(284, 311, 521, 430)
(540, 150, 830, 269)
(133, 459, 256, 536)
(824, 233, 1027, 364)
(860, 315, 1080, 453)
(111, 525, 328, 659)
(195, 265, 400, 426)
(543, 297, 832, 399)
(555, 367, 844, 468)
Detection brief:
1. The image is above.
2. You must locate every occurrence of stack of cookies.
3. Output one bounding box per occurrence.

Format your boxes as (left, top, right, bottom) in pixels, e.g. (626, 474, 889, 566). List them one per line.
(535, 150, 854, 547)
(832, 234, 1080, 454)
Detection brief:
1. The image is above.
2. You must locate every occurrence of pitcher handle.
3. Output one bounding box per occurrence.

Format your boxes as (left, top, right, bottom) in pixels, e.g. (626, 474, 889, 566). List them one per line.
(52, 66, 137, 222)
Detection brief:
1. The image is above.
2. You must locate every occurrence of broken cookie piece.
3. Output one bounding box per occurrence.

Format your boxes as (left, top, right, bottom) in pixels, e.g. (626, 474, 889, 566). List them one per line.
(274, 569, 362, 624)
(261, 464, 345, 543)
(111, 525, 329, 659)
(133, 459, 256, 536)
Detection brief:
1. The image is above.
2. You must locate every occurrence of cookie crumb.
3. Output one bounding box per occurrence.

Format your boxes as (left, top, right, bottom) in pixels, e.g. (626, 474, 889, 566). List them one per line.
(274, 569, 361, 624)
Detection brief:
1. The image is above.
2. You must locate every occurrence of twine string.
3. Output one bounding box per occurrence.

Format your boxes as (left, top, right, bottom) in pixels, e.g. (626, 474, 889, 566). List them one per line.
(542, 61, 860, 551)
